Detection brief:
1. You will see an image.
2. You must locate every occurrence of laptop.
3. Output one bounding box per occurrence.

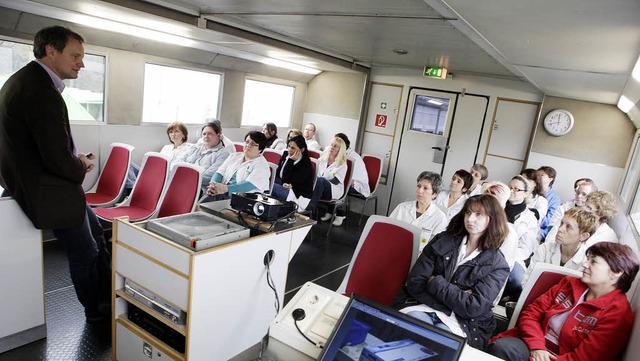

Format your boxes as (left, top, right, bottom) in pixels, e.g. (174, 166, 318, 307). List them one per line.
(317, 294, 466, 361)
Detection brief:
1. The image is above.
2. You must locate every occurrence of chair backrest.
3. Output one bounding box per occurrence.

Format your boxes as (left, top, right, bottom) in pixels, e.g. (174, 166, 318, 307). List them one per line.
(341, 159, 353, 201)
(508, 263, 582, 329)
(362, 155, 383, 195)
(128, 152, 170, 213)
(262, 149, 282, 165)
(268, 162, 278, 194)
(92, 143, 134, 203)
(337, 215, 421, 306)
(308, 150, 321, 159)
(310, 158, 318, 190)
(233, 142, 244, 152)
(156, 163, 203, 218)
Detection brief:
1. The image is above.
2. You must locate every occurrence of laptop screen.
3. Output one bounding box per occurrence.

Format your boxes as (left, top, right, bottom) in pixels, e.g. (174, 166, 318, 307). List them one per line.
(317, 294, 466, 361)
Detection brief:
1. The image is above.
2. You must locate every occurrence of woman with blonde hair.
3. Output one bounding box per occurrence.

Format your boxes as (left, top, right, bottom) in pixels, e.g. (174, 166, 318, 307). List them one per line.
(311, 137, 348, 216)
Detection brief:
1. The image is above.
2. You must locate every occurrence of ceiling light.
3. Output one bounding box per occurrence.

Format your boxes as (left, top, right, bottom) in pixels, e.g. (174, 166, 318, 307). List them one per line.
(393, 49, 409, 55)
(427, 99, 443, 106)
(261, 58, 322, 75)
(618, 95, 635, 113)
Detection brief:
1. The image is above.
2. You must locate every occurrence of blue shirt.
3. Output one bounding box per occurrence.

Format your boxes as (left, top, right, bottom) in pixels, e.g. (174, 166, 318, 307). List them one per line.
(540, 187, 561, 239)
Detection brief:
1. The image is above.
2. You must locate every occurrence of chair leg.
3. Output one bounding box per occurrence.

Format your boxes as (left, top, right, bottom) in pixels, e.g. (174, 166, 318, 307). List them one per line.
(326, 206, 338, 237)
(358, 198, 368, 227)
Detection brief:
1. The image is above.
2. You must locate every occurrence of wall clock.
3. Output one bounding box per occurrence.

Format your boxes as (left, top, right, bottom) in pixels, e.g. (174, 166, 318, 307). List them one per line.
(543, 109, 574, 136)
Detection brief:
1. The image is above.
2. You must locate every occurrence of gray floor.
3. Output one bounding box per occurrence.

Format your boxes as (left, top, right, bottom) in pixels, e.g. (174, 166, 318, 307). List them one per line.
(0, 213, 365, 361)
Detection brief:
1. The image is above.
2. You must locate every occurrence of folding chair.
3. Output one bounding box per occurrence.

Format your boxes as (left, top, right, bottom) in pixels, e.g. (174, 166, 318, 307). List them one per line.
(94, 152, 170, 223)
(234, 142, 244, 152)
(156, 163, 203, 218)
(85, 142, 134, 207)
(308, 150, 321, 159)
(262, 148, 283, 165)
(336, 215, 421, 306)
(348, 155, 383, 226)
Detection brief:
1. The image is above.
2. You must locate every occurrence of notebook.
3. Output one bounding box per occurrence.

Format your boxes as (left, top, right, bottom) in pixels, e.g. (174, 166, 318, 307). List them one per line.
(317, 294, 466, 361)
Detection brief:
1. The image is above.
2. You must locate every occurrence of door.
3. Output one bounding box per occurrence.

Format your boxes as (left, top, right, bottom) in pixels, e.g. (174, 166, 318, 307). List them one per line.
(483, 98, 540, 182)
(389, 89, 488, 209)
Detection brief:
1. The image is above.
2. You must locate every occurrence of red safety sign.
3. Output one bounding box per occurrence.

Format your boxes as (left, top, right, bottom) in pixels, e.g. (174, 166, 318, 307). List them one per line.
(375, 114, 387, 128)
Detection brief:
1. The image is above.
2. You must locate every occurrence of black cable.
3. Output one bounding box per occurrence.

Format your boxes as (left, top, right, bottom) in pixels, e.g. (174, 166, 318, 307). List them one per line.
(266, 209, 297, 232)
(294, 318, 318, 346)
(265, 259, 280, 314)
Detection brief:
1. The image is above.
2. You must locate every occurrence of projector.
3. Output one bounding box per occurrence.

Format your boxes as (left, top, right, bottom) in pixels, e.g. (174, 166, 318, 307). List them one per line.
(230, 192, 297, 221)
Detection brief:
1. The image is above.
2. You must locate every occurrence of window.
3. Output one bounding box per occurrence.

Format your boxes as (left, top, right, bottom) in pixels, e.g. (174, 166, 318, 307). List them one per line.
(142, 63, 221, 124)
(409, 95, 450, 135)
(241, 79, 294, 127)
(0, 39, 106, 121)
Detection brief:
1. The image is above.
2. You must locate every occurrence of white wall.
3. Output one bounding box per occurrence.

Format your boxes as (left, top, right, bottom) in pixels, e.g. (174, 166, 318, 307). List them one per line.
(369, 67, 542, 215)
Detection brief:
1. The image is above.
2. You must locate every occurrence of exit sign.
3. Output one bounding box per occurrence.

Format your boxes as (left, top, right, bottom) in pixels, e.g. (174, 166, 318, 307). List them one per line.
(423, 67, 448, 79)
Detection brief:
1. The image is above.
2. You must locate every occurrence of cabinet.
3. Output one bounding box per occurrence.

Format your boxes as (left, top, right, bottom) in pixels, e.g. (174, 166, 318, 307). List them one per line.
(111, 211, 313, 361)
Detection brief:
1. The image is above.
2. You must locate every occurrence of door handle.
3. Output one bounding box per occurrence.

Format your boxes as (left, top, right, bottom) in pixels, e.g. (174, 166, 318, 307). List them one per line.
(432, 147, 442, 151)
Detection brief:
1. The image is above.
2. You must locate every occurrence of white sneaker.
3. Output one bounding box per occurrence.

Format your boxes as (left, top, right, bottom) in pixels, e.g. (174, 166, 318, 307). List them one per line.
(332, 216, 345, 227)
(320, 213, 333, 222)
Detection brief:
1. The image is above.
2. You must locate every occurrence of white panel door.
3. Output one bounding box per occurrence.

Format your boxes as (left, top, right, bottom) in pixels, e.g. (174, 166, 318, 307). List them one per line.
(360, 83, 403, 184)
(483, 99, 540, 183)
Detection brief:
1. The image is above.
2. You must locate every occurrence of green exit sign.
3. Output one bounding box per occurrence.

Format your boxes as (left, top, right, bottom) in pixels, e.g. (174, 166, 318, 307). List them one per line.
(423, 67, 448, 79)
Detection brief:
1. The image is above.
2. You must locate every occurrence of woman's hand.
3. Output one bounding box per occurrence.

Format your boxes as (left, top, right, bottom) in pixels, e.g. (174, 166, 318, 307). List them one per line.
(283, 183, 293, 190)
(206, 182, 228, 196)
(530, 349, 556, 361)
(288, 148, 300, 160)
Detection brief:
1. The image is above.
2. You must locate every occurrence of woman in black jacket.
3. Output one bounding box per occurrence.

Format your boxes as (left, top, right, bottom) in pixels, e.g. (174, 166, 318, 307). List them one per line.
(271, 135, 315, 210)
(399, 194, 510, 350)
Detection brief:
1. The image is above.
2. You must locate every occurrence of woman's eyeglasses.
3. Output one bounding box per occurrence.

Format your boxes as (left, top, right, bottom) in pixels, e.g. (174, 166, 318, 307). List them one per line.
(245, 140, 259, 148)
(509, 187, 525, 193)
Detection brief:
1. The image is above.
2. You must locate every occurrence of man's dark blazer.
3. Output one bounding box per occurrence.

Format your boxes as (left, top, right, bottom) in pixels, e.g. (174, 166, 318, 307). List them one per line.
(0, 61, 87, 229)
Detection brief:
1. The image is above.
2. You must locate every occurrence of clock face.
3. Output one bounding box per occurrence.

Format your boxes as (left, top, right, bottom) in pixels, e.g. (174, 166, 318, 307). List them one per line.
(544, 109, 574, 136)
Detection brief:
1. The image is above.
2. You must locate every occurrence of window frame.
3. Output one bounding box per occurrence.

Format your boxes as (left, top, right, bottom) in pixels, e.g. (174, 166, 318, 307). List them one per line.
(240, 77, 296, 128)
(141, 61, 224, 125)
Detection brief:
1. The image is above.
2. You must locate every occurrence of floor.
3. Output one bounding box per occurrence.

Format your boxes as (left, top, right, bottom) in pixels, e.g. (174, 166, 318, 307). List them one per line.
(0, 212, 364, 361)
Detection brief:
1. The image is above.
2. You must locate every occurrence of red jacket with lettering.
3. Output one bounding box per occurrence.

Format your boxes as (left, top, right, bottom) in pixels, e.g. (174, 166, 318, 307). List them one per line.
(491, 276, 633, 361)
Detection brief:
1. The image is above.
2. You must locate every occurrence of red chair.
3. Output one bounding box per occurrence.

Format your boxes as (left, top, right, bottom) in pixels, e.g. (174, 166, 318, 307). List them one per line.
(507, 263, 582, 329)
(319, 159, 352, 236)
(336, 215, 421, 306)
(156, 163, 203, 218)
(267, 162, 278, 194)
(349, 155, 383, 226)
(234, 142, 244, 152)
(94, 152, 170, 222)
(308, 150, 321, 159)
(85, 142, 134, 207)
(262, 149, 283, 165)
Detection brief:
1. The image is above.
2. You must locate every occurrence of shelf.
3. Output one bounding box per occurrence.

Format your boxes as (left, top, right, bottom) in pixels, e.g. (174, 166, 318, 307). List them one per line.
(116, 317, 185, 361)
(115, 289, 187, 335)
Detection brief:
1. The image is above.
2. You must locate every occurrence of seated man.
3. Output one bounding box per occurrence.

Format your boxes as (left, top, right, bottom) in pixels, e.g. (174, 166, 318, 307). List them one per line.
(303, 123, 321, 151)
(331, 133, 370, 226)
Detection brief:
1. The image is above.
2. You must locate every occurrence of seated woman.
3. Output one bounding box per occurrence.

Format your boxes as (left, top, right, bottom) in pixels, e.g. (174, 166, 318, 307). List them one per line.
(201, 131, 271, 202)
(262, 122, 286, 150)
(503, 175, 540, 298)
(397, 194, 510, 350)
(579, 190, 618, 243)
(481, 181, 518, 272)
(521, 168, 548, 225)
(488, 242, 639, 361)
(389, 171, 447, 251)
(434, 169, 473, 222)
(179, 121, 230, 190)
(311, 137, 348, 218)
(524, 208, 598, 285)
(286, 128, 303, 141)
(544, 178, 597, 242)
(271, 135, 314, 210)
(468, 163, 489, 196)
(160, 122, 192, 162)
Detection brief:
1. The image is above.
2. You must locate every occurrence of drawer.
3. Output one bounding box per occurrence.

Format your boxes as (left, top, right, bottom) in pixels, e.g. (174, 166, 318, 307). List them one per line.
(116, 321, 182, 361)
(116, 220, 192, 275)
(116, 244, 189, 310)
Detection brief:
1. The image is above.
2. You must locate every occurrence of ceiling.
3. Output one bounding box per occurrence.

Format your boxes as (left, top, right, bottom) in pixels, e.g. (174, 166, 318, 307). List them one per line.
(1, 0, 639, 105)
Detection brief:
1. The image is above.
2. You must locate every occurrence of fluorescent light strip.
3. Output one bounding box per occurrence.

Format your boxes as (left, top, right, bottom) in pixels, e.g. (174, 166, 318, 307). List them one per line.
(618, 95, 635, 113)
(0, 0, 322, 75)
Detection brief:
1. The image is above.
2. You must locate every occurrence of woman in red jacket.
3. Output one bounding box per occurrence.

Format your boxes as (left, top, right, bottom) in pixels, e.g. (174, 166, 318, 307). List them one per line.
(487, 242, 639, 361)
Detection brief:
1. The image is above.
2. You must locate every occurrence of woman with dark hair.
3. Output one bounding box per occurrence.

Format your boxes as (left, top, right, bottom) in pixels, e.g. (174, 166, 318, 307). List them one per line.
(271, 135, 314, 210)
(262, 122, 286, 150)
(488, 242, 639, 361)
(434, 169, 473, 222)
(398, 194, 510, 349)
(180, 121, 230, 188)
(521, 168, 548, 225)
(201, 131, 270, 201)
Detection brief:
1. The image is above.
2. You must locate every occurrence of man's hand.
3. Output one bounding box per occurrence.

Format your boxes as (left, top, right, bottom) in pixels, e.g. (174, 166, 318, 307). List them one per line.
(79, 153, 94, 172)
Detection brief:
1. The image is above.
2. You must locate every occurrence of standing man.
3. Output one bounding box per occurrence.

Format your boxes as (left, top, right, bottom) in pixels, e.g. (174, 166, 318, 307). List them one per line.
(0, 26, 111, 323)
(303, 123, 322, 151)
